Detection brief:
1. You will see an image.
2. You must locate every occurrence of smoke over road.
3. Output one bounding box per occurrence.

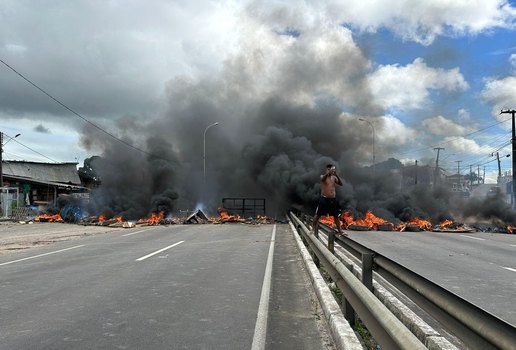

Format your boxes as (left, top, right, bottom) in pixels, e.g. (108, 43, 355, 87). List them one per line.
(77, 5, 516, 225)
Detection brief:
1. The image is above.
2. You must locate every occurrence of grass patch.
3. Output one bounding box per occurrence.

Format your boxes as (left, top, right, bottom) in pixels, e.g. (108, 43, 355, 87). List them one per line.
(354, 319, 379, 350)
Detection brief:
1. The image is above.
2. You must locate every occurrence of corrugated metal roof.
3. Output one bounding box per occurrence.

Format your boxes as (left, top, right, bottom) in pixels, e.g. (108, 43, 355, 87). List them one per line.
(2, 161, 81, 185)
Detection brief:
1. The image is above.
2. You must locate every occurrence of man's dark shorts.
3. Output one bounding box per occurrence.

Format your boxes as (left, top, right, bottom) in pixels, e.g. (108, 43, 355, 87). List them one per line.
(315, 197, 340, 217)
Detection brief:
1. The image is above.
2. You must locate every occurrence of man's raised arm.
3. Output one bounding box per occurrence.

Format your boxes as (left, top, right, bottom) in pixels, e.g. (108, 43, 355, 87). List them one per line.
(334, 173, 343, 186)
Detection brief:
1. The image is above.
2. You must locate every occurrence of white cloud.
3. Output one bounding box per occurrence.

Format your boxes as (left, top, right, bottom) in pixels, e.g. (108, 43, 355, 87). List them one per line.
(422, 115, 468, 136)
(377, 114, 418, 145)
(482, 76, 516, 118)
(457, 108, 471, 121)
(323, 0, 516, 45)
(369, 58, 468, 111)
(442, 136, 494, 155)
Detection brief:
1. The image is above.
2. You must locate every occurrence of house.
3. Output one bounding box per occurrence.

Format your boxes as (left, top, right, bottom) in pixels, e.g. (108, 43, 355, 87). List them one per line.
(1, 161, 88, 212)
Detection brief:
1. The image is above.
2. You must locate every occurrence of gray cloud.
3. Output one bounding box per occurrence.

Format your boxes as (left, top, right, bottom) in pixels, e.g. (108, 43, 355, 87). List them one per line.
(33, 123, 51, 134)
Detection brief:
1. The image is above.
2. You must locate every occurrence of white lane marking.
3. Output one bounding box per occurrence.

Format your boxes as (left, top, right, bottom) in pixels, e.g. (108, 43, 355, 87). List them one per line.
(122, 228, 155, 237)
(502, 267, 516, 273)
(251, 224, 276, 350)
(459, 235, 485, 241)
(136, 241, 184, 261)
(0, 245, 85, 266)
(510, 244, 516, 248)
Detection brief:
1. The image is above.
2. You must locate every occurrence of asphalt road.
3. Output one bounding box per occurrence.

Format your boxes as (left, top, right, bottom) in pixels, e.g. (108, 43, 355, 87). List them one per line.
(0, 223, 331, 350)
(342, 229, 516, 327)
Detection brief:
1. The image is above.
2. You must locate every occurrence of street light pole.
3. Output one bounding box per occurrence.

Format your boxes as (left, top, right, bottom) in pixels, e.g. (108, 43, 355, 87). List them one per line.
(0, 132, 21, 216)
(359, 118, 375, 176)
(203, 122, 219, 185)
(0, 132, 21, 188)
(501, 109, 516, 208)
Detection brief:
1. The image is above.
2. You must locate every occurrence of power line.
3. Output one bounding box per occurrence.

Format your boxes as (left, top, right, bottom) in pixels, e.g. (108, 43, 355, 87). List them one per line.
(395, 117, 512, 157)
(6, 134, 59, 163)
(0, 58, 170, 162)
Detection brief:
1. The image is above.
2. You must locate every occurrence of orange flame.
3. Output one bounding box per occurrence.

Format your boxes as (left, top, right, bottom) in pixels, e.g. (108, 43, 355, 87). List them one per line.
(138, 212, 164, 225)
(217, 207, 241, 221)
(508, 225, 515, 234)
(364, 211, 387, 229)
(340, 212, 354, 227)
(35, 213, 64, 222)
(338, 211, 387, 230)
(407, 218, 432, 230)
(98, 215, 123, 223)
(319, 215, 338, 227)
(438, 219, 454, 229)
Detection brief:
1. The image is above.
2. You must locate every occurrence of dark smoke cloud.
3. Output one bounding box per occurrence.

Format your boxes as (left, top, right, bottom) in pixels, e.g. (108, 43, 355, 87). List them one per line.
(80, 128, 179, 219)
(74, 8, 516, 226)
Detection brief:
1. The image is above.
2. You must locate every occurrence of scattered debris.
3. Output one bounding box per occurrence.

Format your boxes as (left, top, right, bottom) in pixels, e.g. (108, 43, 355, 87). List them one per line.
(184, 209, 210, 224)
(378, 223, 394, 231)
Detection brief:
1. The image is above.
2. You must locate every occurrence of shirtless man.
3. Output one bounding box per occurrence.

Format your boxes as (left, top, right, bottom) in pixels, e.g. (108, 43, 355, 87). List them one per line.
(313, 164, 345, 238)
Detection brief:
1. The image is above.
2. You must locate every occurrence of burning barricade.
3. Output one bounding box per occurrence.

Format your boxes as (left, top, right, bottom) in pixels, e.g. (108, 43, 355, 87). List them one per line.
(317, 210, 478, 233)
(432, 219, 474, 233)
(34, 213, 64, 223)
(212, 208, 275, 225)
(32, 206, 275, 228)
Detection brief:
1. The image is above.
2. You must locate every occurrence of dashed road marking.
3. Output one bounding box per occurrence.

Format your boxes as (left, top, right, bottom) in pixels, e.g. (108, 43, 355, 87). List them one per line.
(0, 245, 85, 266)
(459, 235, 485, 241)
(136, 241, 184, 261)
(122, 228, 155, 237)
(502, 267, 516, 273)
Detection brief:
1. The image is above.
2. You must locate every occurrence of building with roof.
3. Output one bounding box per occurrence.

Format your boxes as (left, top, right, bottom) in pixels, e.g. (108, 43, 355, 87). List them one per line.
(1, 161, 88, 212)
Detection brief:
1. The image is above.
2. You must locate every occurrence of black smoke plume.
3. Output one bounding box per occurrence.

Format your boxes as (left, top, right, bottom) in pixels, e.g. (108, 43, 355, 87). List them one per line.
(76, 8, 516, 226)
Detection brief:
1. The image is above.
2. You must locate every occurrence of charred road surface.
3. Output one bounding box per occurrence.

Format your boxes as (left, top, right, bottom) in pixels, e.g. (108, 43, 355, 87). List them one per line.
(343, 229, 516, 327)
(0, 224, 332, 350)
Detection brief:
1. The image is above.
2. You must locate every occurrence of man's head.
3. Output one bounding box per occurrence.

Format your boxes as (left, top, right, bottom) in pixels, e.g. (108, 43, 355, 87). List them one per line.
(326, 164, 336, 174)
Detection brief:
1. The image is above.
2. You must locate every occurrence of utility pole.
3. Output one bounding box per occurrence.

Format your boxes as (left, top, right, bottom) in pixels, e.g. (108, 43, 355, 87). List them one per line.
(415, 160, 418, 185)
(433, 147, 445, 187)
(469, 164, 473, 189)
(455, 160, 462, 188)
(483, 166, 486, 184)
(478, 165, 481, 186)
(496, 152, 502, 181)
(500, 109, 516, 208)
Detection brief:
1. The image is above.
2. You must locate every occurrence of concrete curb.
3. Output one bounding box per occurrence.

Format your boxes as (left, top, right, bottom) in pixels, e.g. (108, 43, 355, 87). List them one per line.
(288, 220, 363, 350)
(324, 236, 458, 350)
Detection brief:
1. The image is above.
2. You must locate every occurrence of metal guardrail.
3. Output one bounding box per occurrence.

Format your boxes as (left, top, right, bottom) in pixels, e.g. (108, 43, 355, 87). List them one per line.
(289, 212, 427, 350)
(294, 211, 516, 350)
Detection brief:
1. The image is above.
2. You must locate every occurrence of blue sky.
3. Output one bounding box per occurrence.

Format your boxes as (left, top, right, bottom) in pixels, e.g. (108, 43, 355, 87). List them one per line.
(0, 0, 515, 183)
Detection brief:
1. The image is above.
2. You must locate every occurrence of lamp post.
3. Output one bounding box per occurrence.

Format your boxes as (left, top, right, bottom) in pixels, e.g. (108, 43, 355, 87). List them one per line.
(0, 132, 21, 188)
(203, 122, 219, 184)
(0, 132, 21, 216)
(359, 118, 375, 176)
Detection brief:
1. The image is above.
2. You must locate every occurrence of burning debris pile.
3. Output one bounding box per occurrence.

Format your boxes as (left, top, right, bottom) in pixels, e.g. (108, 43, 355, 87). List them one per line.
(319, 210, 478, 233)
(211, 208, 275, 225)
(34, 213, 64, 223)
(32, 207, 276, 228)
